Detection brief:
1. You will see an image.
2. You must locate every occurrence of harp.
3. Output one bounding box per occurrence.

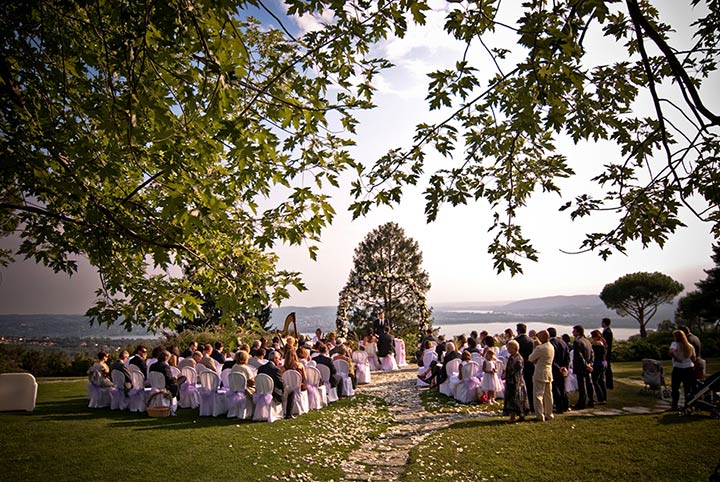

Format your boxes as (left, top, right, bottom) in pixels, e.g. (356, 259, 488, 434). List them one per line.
(279, 312, 299, 340)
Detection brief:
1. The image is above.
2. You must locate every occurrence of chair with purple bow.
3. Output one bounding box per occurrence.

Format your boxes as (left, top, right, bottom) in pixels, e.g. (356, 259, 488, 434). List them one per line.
(87, 368, 112, 409)
(226, 372, 253, 419)
(352, 351, 371, 385)
(394, 338, 407, 367)
(148, 371, 177, 415)
(454, 361, 482, 404)
(316, 364, 338, 403)
(127, 370, 147, 412)
(110, 370, 130, 410)
(304, 366, 327, 410)
(439, 357, 461, 397)
(198, 370, 226, 417)
(252, 373, 283, 422)
(282, 370, 309, 416)
(179, 366, 200, 409)
(333, 359, 355, 397)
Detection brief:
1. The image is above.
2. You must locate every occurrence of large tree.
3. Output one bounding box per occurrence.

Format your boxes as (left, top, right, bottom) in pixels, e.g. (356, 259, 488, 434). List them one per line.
(348, 0, 720, 275)
(675, 243, 720, 332)
(337, 222, 431, 338)
(0, 0, 413, 331)
(600, 271, 684, 337)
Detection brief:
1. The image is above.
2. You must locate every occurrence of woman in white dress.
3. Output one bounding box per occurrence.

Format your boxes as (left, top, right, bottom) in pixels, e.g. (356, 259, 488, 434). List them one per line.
(363, 331, 379, 370)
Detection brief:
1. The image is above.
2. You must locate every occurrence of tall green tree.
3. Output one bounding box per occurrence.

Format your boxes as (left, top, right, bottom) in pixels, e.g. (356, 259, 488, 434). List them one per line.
(600, 271, 684, 337)
(676, 244, 720, 332)
(348, 0, 720, 274)
(337, 222, 431, 338)
(0, 0, 415, 331)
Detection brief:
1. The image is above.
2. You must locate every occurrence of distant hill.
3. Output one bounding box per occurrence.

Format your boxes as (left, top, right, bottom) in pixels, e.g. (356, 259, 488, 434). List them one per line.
(0, 293, 679, 337)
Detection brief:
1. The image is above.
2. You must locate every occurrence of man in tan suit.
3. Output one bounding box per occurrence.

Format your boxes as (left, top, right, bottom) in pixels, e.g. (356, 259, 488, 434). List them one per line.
(528, 330, 555, 422)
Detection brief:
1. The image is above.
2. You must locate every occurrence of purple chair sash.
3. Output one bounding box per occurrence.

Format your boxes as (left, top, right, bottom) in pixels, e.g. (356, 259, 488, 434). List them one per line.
(307, 383, 320, 408)
(180, 383, 198, 395)
(253, 392, 272, 406)
(226, 391, 246, 405)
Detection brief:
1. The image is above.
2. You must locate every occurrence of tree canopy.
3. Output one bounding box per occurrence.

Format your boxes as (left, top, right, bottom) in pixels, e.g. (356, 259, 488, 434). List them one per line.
(675, 243, 720, 332)
(600, 271, 684, 337)
(336, 222, 430, 338)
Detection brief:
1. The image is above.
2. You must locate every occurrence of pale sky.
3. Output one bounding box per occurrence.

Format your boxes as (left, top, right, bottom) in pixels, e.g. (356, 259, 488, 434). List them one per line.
(0, 1, 717, 314)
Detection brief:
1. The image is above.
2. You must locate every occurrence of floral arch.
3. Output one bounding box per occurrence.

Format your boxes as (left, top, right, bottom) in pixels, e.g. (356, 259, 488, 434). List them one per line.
(335, 272, 430, 339)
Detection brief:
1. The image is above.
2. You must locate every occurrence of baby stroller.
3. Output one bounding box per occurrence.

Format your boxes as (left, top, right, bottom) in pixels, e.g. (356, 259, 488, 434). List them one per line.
(641, 359, 671, 399)
(683, 371, 720, 419)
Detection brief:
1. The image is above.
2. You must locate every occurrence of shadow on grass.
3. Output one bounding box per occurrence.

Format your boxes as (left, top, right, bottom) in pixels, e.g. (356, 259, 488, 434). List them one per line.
(656, 411, 719, 425)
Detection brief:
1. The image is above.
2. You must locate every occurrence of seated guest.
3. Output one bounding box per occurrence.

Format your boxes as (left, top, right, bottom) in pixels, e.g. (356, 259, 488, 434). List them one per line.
(88, 351, 113, 387)
(329, 338, 344, 357)
(283, 349, 307, 382)
(332, 345, 357, 389)
(312, 328, 323, 344)
(249, 340, 262, 357)
(248, 348, 267, 369)
(178, 351, 203, 370)
(129, 346, 149, 379)
(314, 343, 339, 388)
(168, 345, 181, 367)
(110, 350, 132, 394)
(297, 346, 312, 366)
(149, 350, 186, 398)
(211, 341, 225, 365)
(198, 343, 218, 371)
(466, 336, 480, 353)
(258, 350, 293, 419)
(180, 341, 198, 358)
(231, 350, 256, 395)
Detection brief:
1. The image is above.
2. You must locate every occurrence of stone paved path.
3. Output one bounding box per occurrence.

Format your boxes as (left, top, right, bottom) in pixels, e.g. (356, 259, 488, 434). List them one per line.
(341, 366, 671, 481)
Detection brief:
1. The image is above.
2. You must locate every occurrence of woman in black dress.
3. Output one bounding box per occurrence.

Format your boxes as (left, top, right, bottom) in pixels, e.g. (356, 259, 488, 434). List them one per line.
(502, 340, 529, 422)
(590, 330, 608, 404)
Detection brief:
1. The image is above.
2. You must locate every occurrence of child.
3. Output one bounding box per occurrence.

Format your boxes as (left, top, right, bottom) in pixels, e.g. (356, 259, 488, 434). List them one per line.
(481, 349, 501, 404)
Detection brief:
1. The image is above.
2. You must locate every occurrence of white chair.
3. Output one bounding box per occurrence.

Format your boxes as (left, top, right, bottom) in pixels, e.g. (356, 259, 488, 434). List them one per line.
(333, 359, 355, 397)
(282, 370, 309, 416)
(127, 370, 147, 412)
(0, 373, 37, 412)
(148, 371, 177, 415)
(146, 358, 157, 379)
(179, 366, 200, 409)
(305, 366, 327, 410)
(226, 372, 253, 419)
(454, 361, 482, 404)
(380, 354, 398, 372)
(221, 368, 232, 389)
(316, 364, 338, 403)
(169, 366, 181, 378)
(352, 351, 371, 385)
(439, 358, 461, 397)
(394, 338, 407, 367)
(110, 370, 130, 410)
(252, 373, 283, 422)
(198, 370, 227, 417)
(471, 352, 484, 365)
(87, 369, 112, 408)
(418, 349, 438, 387)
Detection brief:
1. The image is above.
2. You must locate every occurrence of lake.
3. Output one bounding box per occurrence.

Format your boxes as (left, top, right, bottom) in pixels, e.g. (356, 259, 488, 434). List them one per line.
(434, 322, 642, 341)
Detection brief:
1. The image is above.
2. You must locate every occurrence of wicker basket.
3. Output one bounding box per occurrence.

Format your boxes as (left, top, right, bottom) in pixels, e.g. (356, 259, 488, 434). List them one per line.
(147, 391, 171, 417)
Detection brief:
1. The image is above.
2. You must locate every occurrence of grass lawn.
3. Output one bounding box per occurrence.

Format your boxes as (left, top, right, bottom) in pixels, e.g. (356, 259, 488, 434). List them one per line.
(408, 359, 720, 482)
(1, 380, 391, 481)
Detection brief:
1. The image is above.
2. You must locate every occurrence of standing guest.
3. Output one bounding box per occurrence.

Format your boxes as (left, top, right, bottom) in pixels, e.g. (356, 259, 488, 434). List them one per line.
(502, 340, 529, 423)
(363, 330, 379, 370)
(180, 341, 198, 359)
(248, 348, 267, 370)
(561, 333, 572, 346)
(504, 328, 515, 342)
(680, 326, 704, 381)
(211, 341, 225, 366)
(483, 336, 499, 356)
(466, 336, 480, 354)
(669, 330, 696, 411)
(601, 318, 614, 389)
(373, 311, 387, 336)
(515, 323, 535, 412)
(110, 350, 132, 395)
(572, 325, 595, 410)
(258, 351, 293, 419)
(480, 349, 501, 404)
(528, 330, 555, 421)
(547, 327, 570, 414)
(178, 351, 202, 370)
(149, 350, 186, 398)
(590, 330, 608, 404)
(129, 346, 149, 379)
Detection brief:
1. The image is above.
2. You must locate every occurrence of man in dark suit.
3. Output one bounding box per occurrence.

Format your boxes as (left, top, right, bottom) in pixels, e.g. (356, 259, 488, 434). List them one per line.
(211, 341, 225, 365)
(149, 350, 185, 398)
(547, 327, 570, 413)
(314, 343, 339, 388)
(110, 350, 132, 395)
(180, 341, 198, 359)
(377, 326, 395, 359)
(434, 335, 447, 362)
(515, 323, 535, 411)
(572, 324, 595, 410)
(258, 351, 295, 419)
(128, 345, 148, 380)
(601, 318, 614, 389)
(373, 311, 387, 336)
